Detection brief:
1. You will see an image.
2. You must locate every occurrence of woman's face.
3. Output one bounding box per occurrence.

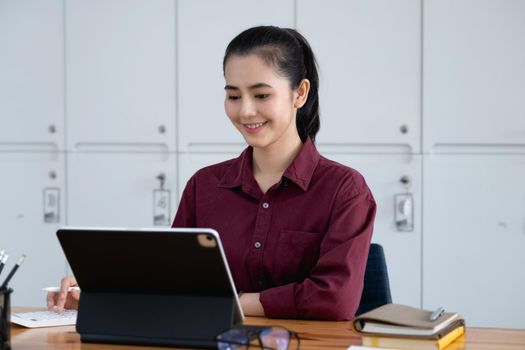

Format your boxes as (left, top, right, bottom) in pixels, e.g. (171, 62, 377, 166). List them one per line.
(224, 54, 304, 150)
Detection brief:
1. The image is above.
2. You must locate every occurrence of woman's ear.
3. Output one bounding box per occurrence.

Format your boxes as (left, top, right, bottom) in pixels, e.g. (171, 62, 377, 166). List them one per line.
(294, 79, 310, 109)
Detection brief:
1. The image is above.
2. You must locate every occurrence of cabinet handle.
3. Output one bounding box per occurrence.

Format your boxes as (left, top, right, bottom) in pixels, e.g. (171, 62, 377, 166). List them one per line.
(394, 193, 414, 232)
(43, 188, 60, 223)
(153, 173, 170, 226)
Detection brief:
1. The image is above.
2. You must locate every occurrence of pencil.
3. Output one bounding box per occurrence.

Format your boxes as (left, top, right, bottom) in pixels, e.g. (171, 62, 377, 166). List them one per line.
(0, 253, 8, 277)
(1, 254, 26, 289)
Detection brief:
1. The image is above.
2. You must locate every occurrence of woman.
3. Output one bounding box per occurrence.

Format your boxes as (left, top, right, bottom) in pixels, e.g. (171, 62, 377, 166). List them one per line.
(48, 26, 376, 321)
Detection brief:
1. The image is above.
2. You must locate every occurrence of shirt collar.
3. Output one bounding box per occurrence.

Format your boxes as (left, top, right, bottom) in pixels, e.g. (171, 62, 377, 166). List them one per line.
(282, 138, 320, 191)
(217, 146, 252, 189)
(218, 138, 320, 192)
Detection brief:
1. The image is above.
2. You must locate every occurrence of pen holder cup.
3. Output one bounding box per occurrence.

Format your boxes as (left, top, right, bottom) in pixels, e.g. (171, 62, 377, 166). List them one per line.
(0, 288, 12, 350)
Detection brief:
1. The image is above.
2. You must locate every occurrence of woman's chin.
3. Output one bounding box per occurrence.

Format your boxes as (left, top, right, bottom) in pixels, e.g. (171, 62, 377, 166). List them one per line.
(243, 135, 270, 149)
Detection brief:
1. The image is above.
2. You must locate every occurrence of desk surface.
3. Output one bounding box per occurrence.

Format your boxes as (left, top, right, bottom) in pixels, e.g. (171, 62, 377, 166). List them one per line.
(11, 314, 525, 350)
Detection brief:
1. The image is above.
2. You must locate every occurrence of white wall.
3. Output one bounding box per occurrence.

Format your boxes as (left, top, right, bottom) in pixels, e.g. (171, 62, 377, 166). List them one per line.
(0, 0, 524, 327)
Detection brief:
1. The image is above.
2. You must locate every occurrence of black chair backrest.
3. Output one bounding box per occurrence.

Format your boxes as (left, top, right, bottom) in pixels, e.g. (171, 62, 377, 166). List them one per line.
(356, 243, 392, 315)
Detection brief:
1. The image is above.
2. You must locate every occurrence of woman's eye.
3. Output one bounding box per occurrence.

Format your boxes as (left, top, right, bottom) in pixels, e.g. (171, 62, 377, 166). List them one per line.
(228, 95, 240, 100)
(255, 94, 270, 99)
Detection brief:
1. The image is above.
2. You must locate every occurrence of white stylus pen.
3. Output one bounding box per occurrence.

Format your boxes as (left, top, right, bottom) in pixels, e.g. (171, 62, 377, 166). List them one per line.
(42, 286, 81, 292)
(430, 307, 445, 321)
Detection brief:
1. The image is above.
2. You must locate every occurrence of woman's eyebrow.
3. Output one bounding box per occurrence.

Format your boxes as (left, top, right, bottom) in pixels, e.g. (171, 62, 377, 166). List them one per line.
(224, 83, 273, 90)
(249, 83, 273, 89)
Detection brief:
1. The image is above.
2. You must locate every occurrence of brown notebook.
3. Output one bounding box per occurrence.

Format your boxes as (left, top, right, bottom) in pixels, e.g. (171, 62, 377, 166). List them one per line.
(351, 304, 465, 339)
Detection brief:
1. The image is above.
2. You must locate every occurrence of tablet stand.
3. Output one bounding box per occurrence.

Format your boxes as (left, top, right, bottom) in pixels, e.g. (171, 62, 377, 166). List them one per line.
(77, 292, 241, 349)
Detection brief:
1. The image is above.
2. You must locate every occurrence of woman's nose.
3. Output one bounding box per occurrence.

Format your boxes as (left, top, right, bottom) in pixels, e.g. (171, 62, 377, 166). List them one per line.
(239, 98, 257, 118)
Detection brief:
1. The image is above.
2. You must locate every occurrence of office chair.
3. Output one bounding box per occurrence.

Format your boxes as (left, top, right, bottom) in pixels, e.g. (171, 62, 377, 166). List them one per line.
(356, 243, 392, 315)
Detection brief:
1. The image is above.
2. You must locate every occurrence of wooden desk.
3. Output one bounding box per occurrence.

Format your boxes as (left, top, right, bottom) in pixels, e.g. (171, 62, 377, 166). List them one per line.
(10, 315, 525, 350)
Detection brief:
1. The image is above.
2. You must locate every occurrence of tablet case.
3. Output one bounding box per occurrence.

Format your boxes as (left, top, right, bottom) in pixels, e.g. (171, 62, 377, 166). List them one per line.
(57, 227, 243, 349)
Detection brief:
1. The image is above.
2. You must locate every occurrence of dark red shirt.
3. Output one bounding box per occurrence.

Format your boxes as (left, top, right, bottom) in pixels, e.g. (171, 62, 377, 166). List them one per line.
(172, 138, 376, 320)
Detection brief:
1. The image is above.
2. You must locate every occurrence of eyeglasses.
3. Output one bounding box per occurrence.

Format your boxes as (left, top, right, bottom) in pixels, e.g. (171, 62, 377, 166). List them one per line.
(216, 325, 300, 350)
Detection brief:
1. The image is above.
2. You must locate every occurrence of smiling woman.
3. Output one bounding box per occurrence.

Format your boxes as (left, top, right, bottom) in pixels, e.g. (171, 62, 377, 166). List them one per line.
(173, 26, 377, 320)
(48, 26, 377, 321)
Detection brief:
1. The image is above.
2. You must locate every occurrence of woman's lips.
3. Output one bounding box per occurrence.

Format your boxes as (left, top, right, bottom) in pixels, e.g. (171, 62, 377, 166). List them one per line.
(243, 121, 267, 134)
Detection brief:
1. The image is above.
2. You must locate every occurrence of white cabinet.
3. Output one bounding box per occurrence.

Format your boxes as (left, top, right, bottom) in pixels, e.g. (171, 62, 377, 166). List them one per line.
(67, 152, 177, 227)
(65, 0, 176, 150)
(0, 0, 64, 150)
(423, 155, 525, 328)
(297, 0, 421, 153)
(0, 152, 67, 307)
(423, 0, 525, 152)
(326, 153, 422, 308)
(177, 0, 295, 152)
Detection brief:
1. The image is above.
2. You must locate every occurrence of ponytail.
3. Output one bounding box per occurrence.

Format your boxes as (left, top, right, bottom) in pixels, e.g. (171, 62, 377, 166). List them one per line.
(223, 26, 320, 142)
(285, 29, 320, 143)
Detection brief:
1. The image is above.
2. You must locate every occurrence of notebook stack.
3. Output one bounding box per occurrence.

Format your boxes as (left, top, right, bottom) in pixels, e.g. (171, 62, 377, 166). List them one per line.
(351, 304, 465, 350)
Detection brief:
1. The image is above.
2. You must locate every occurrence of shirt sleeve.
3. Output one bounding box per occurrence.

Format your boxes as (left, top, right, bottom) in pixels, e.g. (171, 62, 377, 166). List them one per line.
(172, 176, 197, 228)
(259, 173, 377, 320)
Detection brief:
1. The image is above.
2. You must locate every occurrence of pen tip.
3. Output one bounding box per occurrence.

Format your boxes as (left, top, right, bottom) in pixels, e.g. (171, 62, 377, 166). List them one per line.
(18, 254, 27, 265)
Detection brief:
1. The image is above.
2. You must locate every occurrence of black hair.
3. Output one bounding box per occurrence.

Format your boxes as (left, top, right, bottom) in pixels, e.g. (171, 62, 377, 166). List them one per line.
(223, 26, 320, 143)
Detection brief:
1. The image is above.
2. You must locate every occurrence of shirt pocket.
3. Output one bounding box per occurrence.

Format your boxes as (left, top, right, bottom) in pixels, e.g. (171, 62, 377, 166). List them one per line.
(273, 229, 324, 285)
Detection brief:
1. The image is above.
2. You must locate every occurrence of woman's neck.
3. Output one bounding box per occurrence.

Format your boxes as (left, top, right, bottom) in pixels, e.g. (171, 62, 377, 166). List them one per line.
(252, 134, 303, 192)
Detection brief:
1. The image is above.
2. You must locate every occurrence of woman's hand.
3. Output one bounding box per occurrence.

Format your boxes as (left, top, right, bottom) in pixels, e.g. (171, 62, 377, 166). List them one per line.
(46, 276, 80, 312)
(239, 293, 265, 316)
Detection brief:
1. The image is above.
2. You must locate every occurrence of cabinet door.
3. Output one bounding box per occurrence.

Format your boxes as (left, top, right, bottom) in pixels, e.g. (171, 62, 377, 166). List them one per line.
(0, 152, 66, 306)
(298, 0, 421, 153)
(67, 152, 177, 227)
(326, 153, 422, 307)
(0, 0, 64, 150)
(424, 0, 525, 152)
(177, 0, 295, 152)
(423, 155, 525, 328)
(66, 0, 176, 150)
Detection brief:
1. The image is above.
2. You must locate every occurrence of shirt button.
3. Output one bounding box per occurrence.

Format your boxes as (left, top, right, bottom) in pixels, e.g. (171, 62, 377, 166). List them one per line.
(254, 241, 262, 249)
(262, 202, 269, 209)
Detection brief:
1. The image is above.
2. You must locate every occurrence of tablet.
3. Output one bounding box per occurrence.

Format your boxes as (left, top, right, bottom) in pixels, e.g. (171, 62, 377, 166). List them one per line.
(57, 227, 243, 348)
